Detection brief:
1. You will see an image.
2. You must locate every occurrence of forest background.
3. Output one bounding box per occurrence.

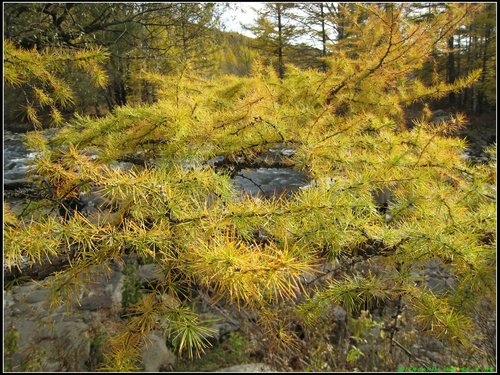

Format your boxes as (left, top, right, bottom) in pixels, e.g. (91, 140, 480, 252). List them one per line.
(4, 2, 496, 125)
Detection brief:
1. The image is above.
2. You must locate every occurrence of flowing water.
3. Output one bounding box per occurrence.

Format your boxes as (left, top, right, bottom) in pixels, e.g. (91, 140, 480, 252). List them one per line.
(3, 130, 310, 198)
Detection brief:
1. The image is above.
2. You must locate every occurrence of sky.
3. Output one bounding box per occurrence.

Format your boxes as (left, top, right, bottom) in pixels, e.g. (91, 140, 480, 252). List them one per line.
(218, 2, 322, 48)
(219, 2, 265, 37)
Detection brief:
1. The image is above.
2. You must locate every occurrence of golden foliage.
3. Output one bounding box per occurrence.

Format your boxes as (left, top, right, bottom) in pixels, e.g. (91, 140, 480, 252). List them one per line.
(3, 39, 109, 128)
(4, 3, 495, 370)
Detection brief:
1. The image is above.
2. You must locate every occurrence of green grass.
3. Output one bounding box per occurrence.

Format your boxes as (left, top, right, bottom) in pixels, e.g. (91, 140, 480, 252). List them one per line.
(171, 331, 251, 372)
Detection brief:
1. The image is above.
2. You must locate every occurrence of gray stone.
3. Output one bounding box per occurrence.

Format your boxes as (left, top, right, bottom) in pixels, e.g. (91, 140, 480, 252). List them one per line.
(53, 321, 91, 371)
(4, 318, 38, 351)
(216, 363, 275, 372)
(425, 277, 447, 294)
(207, 155, 226, 167)
(333, 305, 347, 322)
(14, 283, 51, 304)
(141, 331, 177, 372)
(424, 258, 441, 271)
(444, 277, 457, 290)
(137, 263, 162, 283)
(4, 290, 14, 310)
(4, 283, 105, 372)
(427, 339, 445, 352)
(371, 187, 394, 207)
(431, 110, 452, 124)
(4, 312, 91, 372)
(425, 351, 443, 364)
(78, 264, 124, 311)
(78, 295, 115, 311)
(460, 152, 471, 160)
(280, 148, 295, 157)
(110, 160, 135, 171)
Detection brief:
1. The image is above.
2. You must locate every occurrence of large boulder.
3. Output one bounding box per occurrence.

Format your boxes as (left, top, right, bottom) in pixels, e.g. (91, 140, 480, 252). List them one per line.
(4, 263, 125, 372)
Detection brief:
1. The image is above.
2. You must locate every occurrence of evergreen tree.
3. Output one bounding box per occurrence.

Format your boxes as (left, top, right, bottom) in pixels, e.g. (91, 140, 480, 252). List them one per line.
(458, 3, 496, 112)
(291, 3, 334, 70)
(404, 2, 494, 113)
(243, 3, 299, 78)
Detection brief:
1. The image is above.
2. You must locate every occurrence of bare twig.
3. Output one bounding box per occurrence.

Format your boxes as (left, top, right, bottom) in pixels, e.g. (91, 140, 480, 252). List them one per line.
(392, 338, 432, 367)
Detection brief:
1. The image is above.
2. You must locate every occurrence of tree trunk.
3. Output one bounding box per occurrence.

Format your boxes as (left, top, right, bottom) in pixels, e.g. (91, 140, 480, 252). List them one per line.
(478, 23, 492, 112)
(462, 33, 473, 111)
(320, 3, 327, 72)
(115, 80, 127, 106)
(456, 35, 462, 107)
(105, 87, 115, 112)
(472, 85, 478, 113)
(447, 36, 456, 107)
(336, 3, 346, 41)
(277, 4, 285, 79)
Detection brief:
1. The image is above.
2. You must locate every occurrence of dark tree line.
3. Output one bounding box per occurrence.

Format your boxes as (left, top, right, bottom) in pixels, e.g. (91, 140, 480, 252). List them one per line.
(4, 3, 224, 115)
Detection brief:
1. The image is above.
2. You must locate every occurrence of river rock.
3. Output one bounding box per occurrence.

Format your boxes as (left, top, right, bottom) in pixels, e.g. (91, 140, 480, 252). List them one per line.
(13, 282, 52, 304)
(3, 262, 127, 372)
(141, 331, 177, 372)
